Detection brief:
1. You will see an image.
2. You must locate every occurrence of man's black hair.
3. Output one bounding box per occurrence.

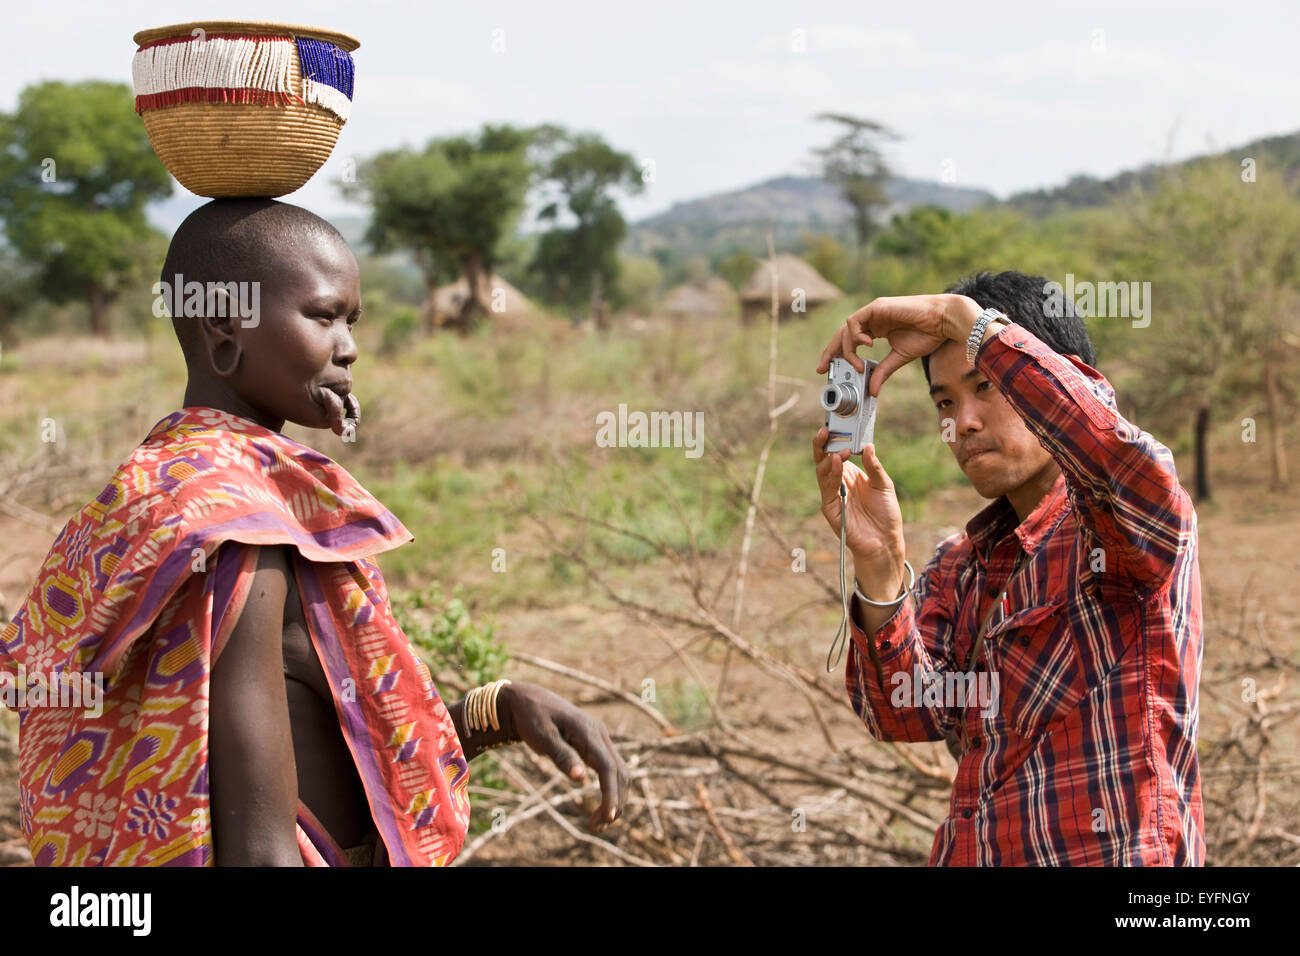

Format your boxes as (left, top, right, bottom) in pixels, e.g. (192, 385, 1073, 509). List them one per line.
(922, 269, 1097, 382)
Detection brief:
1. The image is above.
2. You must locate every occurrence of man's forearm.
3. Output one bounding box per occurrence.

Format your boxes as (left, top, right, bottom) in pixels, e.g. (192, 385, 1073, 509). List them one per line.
(942, 294, 1001, 354)
(949, 292, 1192, 590)
(843, 555, 960, 744)
(852, 556, 908, 635)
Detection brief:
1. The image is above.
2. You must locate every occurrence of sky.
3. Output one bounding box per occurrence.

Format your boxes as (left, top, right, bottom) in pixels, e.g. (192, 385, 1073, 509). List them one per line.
(3, 0, 1295, 231)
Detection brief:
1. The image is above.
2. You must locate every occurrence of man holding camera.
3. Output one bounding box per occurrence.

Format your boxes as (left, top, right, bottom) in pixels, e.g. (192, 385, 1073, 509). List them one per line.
(812, 271, 1204, 866)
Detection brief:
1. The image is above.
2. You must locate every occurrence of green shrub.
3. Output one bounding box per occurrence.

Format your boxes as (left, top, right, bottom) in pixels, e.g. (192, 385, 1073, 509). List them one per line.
(391, 583, 511, 834)
(380, 308, 420, 356)
(392, 582, 508, 691)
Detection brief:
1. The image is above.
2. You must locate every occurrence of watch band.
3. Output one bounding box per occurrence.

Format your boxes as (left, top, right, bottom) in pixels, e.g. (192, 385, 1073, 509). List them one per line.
(966, 308, 1009, 365)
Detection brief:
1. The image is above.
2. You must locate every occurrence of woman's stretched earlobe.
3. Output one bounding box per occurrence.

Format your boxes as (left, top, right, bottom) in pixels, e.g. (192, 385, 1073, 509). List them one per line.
(210, 341, 243, 377)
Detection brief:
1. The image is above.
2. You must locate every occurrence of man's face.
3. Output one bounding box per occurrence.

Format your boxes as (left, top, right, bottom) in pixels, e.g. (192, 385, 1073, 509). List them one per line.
(927, 338, 1056, 499)
(230, 232, 361, 432)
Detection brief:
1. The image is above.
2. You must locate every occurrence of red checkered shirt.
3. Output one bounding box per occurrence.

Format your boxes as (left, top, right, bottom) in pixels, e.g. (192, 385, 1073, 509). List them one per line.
(845, 321, 1205, 866)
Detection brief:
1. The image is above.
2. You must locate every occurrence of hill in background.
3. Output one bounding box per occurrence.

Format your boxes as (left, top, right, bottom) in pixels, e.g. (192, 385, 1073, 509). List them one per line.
(624, 174, 994, 261)
(625, 128, 1300, 261)
(1001, 130, 1300, 217)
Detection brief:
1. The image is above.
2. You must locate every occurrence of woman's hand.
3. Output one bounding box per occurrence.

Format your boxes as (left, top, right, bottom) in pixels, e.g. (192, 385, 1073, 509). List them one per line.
(499, 682, 630, 834)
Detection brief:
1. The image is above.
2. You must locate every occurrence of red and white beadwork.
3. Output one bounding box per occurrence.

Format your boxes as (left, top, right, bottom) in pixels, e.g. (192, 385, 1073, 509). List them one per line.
(131, 32, 352, 123)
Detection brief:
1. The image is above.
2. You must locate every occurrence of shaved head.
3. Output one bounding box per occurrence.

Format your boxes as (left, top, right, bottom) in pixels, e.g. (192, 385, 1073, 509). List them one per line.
(164, 198, 363, 437)
(162, 199, 349, 363)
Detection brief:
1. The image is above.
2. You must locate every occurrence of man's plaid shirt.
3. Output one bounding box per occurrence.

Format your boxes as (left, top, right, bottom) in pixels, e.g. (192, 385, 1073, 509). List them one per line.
(845, 322, 1205, 865)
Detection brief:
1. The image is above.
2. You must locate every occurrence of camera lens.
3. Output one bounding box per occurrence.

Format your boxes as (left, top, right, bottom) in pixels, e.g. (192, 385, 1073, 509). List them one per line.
(821, 383, 859, 416)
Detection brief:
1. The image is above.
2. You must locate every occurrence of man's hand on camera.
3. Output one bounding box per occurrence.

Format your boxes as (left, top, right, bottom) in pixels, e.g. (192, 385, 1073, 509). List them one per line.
(812, 430, 906, 600)
(815, 293, 984, 398)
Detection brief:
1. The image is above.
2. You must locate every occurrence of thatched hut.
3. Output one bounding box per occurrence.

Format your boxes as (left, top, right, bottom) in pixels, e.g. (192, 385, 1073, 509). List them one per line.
(426, 273, 535, 331)
(662, 276, 738, 319)
(739, 254, 843, 323)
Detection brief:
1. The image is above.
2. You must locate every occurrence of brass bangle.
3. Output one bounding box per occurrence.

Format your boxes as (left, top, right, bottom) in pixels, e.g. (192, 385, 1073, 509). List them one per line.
(463, 686, 479, 737)
(465, 679, 512, 736)
(486, 679, 511, 732)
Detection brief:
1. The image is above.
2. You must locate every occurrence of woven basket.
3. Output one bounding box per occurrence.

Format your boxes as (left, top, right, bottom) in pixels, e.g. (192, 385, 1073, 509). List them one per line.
(132, 20, 360, 198)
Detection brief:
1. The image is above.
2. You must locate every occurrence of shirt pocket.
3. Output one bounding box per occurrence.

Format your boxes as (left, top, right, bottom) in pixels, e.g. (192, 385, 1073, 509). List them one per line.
(989, 599, 1085, 737)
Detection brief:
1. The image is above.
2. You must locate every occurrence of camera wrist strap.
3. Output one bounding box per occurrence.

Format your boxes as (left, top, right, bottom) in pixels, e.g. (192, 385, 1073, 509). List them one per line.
(828, 481, 890, 695)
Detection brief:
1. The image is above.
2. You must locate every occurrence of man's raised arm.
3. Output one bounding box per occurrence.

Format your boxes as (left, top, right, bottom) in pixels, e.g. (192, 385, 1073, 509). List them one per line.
(955, 304, 1195, 596)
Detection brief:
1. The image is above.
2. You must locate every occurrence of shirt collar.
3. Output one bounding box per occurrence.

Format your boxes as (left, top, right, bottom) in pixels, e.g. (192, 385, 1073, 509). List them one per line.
(965, 470, 1069, 557)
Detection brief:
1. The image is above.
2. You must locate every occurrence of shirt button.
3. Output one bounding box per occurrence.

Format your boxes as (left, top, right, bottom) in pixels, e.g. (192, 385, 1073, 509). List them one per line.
(879, 640, 891, 652)
(986, 584, 999, 597)
(961, 808, 973, 819)
(970, 738, 981, 748)
(1014, 340, 1026, 347)
(1019, 634, 1031, 646)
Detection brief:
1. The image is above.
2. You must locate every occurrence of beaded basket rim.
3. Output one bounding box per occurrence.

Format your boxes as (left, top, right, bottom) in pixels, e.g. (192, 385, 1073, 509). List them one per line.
(133, 20, 360, 53)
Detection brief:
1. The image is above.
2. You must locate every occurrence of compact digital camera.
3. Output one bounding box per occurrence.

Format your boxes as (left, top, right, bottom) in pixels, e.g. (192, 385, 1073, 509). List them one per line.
(821, 357, 878, 455)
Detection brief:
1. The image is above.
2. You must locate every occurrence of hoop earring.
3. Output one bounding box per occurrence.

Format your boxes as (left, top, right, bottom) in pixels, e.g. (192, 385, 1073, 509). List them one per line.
(211, 342, 242, 377)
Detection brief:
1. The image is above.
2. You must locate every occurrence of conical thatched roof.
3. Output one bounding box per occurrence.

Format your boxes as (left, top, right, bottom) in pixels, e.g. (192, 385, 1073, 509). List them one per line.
(739, 254, 843, 305)
(663, 276, 737, 317)
(429, 273, 535, 322)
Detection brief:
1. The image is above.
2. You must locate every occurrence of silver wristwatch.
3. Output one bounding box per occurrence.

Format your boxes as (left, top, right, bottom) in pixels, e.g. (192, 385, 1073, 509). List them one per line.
(966, 308, 1009, 365)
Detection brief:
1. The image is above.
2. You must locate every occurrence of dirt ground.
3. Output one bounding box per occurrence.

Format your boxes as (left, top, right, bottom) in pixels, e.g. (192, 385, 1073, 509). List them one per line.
(0, 438, 1294, 866)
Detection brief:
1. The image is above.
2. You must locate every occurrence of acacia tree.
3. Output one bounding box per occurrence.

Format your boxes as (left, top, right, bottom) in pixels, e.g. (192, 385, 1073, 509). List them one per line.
(872, 204, 1037, 288)
(812, 113, 900, 292)
(341, 125, 533, 333)
(0, 248, 36, 347)
(0, 81, 171, 335)
(529, 130, 644, 329)
(1121, 157, 1300, 497)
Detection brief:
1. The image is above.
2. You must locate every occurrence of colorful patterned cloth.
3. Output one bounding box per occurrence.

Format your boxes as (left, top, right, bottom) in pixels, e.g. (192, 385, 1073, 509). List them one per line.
(1, 407, 469, 866)
(845, 323, 1205, 866)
